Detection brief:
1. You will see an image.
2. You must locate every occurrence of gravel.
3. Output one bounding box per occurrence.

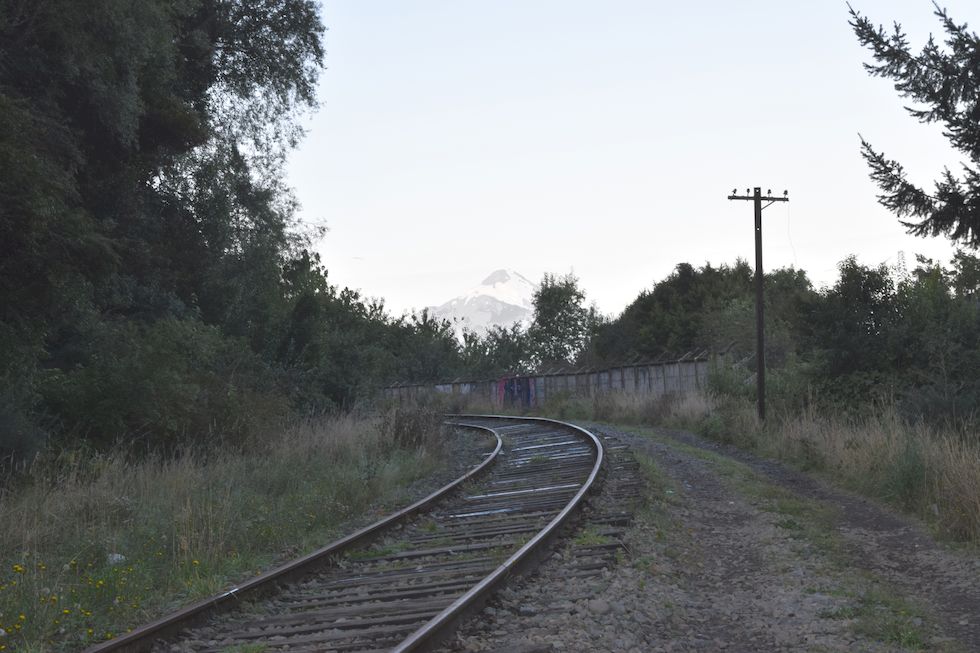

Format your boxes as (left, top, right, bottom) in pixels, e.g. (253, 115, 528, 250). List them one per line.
(438, 423, 970, 652)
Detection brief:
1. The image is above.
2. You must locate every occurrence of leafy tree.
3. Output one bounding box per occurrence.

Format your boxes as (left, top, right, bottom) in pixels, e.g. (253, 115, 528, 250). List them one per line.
(589, 261, 753, 362)
(392, 310, 464, 384)
(460, 324, 530, 377)
(850, 4, 980, 247)
(527, 274, 591, 367)
(803, 257, 901, 405)
(894, 260, 980, 423)
(0, 0, 325, 454)
(950, 249, 980, 297)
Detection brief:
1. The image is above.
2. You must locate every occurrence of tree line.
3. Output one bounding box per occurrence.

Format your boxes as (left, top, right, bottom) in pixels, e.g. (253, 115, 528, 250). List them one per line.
(0, 0, 603, 458)
(2, 2, 979, 457)
(584, 255, 980, 425)
(0, 0, 477, 457)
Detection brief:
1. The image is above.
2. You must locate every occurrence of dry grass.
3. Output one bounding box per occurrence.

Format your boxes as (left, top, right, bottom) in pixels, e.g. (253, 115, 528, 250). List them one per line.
(0, 408, 444, 651)
(519, 389, 980, 545)
(398, 388, 980, 544)
(767, 406, 980, 543)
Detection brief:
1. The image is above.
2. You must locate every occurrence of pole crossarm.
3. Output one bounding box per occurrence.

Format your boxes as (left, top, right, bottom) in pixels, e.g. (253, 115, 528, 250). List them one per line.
(727, 195, 790, 203)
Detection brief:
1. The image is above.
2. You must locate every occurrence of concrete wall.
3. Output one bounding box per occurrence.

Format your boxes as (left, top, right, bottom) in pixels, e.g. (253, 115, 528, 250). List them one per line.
(382, 354, 715, 408)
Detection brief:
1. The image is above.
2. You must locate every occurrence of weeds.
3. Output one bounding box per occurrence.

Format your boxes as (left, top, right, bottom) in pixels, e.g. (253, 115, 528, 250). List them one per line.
(572, 527, 612, 547)
(220, 644, 269, 653)
(849, 586, 929, 650)
(486, 386, 980, 546)
(0, 408, 445, 651)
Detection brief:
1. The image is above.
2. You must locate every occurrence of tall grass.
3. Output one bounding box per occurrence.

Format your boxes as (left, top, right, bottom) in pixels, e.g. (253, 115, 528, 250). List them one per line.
(505, 390, 980, 545)
(0, 408, 444, 651)
(760, 405, 980, 543)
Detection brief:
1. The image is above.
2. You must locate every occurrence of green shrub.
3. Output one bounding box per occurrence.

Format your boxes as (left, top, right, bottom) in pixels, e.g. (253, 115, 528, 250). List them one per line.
(883, 438, 927, 511)
(40, 319, 289, 451)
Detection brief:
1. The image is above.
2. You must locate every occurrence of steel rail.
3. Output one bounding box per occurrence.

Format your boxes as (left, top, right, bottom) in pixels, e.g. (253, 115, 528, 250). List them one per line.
(392, 414, 604, 653)
(83, 424, 502, 653)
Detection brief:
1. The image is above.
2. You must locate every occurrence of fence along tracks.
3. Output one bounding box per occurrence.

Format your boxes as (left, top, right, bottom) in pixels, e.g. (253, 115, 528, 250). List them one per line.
(85, 416, 603, 653)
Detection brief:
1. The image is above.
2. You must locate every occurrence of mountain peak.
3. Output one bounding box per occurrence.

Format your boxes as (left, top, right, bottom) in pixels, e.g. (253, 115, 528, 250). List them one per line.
(430, 269, 538, 336)
(482, 269, 512, 285)
(482, 268, 533, 288)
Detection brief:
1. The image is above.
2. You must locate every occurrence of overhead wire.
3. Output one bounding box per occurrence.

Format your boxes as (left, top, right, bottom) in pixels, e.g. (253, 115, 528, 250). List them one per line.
(786, 200, 798, 268)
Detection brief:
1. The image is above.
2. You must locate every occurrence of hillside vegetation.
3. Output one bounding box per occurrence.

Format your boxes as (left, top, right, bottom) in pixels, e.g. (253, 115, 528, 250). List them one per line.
(585, 254, 980, 427)
(0, 1, 484, 458)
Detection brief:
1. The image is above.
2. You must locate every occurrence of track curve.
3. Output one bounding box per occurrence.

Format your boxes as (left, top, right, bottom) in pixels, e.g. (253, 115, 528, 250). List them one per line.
(85, 416, 603, 653)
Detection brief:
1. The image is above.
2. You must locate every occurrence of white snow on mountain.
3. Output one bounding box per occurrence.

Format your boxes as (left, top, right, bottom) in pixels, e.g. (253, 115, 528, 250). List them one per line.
(429, 269, 538, 335)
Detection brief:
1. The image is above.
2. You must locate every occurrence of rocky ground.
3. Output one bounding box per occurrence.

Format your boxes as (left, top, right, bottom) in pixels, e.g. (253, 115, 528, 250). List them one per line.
(439, 424, 980, 652)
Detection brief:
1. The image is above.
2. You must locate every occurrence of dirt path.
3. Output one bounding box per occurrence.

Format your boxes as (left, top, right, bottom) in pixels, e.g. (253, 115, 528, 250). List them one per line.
(440, 423, 979, 652)
(637, 425, 980, 651)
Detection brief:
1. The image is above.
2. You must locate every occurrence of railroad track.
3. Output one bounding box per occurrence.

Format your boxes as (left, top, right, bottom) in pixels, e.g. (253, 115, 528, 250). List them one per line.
(86, 416, 603, 653)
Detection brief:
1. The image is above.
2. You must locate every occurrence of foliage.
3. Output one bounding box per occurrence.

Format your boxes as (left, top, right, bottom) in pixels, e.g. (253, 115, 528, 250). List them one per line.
(583, 250, 980, 426)
(849, 4, 980, 247)
(589, 261, 753, 362)
(454, 272, 603, 377)
(460, 323, 531, 377)
(5, 0, 980, 461)
(0, 0, 328, 456)
(587, 261, 814, 367)
(526, 273, 594, 367)
(0, 0, 478, 456)
(40, 319, 289, 450)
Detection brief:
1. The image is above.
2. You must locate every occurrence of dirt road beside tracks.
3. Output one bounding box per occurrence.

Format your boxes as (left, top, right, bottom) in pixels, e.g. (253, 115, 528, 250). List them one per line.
(442, 424, 979, 652)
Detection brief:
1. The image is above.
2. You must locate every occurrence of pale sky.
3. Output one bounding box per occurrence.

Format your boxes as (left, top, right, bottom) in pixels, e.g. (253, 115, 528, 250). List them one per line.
(286, 1, 974, 316)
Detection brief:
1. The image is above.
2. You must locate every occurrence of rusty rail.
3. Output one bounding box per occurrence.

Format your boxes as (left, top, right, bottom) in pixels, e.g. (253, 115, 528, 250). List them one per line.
(84, 416, 604, 653)
(83, 424, 502, 653)
(393, 415, 603, 652)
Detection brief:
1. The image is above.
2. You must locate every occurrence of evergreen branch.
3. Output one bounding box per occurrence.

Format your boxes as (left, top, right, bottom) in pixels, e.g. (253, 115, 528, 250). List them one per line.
(859, 137, 935, 218)
(852, 5, 980, 249)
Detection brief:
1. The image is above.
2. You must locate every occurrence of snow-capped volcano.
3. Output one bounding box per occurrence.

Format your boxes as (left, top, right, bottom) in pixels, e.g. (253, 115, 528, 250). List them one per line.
(430, 269, 538, 335)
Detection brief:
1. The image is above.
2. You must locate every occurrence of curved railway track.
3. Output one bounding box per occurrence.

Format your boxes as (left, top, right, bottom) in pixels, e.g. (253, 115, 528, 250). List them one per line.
(85, 416, 603, 653)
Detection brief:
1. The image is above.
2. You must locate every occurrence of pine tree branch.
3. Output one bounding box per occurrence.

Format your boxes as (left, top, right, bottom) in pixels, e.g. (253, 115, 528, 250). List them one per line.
(859, 137, 935, 217)
(851, 5, 980, 249)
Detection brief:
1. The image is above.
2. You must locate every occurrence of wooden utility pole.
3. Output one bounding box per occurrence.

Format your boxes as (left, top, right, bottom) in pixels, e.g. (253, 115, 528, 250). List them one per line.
(727, 187, 789, 421)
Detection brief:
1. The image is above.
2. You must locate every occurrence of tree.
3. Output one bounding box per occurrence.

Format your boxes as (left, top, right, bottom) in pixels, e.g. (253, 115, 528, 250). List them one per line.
(805, 257, 899, 390)
(527, 273, 591, 367)
(460, 324, 530, 377)
(0, 0, 326, 454)
(849, 4, 980, 247)
(950, 249, 980, 297)
(588, 261, 753, 363)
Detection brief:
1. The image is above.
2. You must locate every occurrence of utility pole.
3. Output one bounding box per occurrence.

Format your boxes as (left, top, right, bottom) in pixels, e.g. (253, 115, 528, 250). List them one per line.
(727, 187, 789, 421)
